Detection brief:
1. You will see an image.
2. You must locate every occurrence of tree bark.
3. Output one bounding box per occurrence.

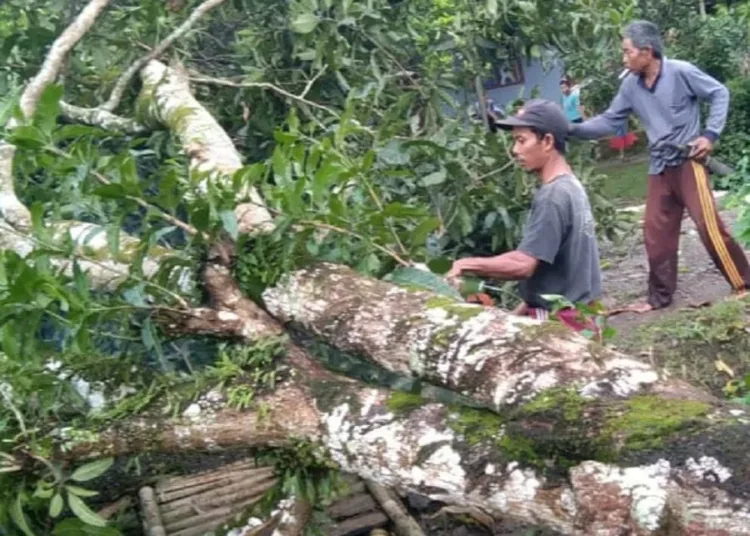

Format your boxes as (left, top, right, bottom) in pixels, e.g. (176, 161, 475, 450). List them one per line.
(48, 259, 750, 535)
(54, 349, 750, 535)
(59, 101, 149, 134)
(262, 263, 683, 410)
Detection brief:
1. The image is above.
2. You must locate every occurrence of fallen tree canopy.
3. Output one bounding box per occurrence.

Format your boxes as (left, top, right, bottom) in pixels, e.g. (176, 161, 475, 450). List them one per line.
(2, 1, 750, 535)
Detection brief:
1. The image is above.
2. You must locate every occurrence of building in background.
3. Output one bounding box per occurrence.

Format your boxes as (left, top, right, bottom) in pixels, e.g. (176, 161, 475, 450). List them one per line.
(482, 54, 564, 110)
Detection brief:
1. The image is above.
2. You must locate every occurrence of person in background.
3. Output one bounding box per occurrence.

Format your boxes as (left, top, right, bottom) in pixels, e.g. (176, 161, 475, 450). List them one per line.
(560, 76, 584, 123)
(568, 20, 750, 312)
(447, 100, 602, 332)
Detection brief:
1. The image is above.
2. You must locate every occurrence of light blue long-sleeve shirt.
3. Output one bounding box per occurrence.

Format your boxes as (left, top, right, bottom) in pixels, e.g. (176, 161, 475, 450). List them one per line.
(569, 58, 730, 174)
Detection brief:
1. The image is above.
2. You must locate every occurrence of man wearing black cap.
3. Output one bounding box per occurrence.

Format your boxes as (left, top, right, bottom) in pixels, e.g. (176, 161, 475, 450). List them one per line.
(447, 100, 602, 325)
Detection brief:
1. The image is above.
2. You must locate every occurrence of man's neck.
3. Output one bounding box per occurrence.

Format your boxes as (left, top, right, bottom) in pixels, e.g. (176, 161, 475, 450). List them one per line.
(642, 59, 662, 88)
(538, 155, 572, 184)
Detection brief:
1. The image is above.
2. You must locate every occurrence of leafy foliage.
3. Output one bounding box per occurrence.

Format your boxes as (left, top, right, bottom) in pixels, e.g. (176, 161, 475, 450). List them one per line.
(0, 0, 638, 532)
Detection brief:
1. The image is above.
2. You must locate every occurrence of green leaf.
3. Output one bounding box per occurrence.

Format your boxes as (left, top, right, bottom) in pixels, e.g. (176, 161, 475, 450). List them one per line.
(0, 86, 21, 128)
(54, 519, 121, 536)
(49, 493, 64, 518)
(427, 257, 452, 274)
(65, 485, 99, 498)
(10, 493, 35, 536)
(384, 266, 462, 300)
(11, 125, 46, 148)
(70, 458, 113, 483)
(378, 140, 410, 166)
(602, 326, 617, 340)
(55, 124, 106, 141)
(33, 84, 63, 133)
(220, 210, 239, 240)
(421, 169, 446, 186)
(93, 184, 127, 199)
(410, 217, 439, 246)
(73, 261, 90, 301)
(291, 13, 320, 33)
(67, 494, 107, 527)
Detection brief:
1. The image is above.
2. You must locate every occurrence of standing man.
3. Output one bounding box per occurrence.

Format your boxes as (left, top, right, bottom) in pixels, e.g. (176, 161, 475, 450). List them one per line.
(447, 100, 602, 329)
(569, 20, 750, 312)
(561, 76, 584, 124)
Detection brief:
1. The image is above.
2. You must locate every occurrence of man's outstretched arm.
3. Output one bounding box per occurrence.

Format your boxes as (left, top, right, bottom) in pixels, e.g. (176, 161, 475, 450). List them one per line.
(446, 251, 538, 280)
(569, 86, 632, 139)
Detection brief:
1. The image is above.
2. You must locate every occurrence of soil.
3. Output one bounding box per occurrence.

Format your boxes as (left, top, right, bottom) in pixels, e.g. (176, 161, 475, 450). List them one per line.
(600, 207, 747, 337)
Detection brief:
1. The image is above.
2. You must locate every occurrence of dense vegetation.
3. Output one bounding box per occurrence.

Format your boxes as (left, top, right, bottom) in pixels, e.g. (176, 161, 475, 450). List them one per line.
(0, 0, 748, 534)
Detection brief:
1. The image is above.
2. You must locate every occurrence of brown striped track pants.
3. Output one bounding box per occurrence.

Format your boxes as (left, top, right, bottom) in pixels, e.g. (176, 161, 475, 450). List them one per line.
(644, 160, 750, 309)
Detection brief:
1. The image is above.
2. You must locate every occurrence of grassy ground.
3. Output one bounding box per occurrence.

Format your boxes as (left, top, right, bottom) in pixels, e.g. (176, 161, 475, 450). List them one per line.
(594, 156, 650, 207)
(613, 297, 750, 400)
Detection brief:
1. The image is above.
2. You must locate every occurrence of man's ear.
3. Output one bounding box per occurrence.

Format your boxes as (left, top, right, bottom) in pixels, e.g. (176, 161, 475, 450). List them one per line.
(543, 133, 555, 152)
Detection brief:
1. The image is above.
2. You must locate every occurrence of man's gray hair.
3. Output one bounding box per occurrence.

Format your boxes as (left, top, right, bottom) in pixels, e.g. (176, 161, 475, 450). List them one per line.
(623, 20, 664, 59)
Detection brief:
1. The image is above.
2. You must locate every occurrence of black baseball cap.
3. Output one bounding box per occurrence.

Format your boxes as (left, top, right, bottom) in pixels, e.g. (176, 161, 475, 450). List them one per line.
(495, 99, 569, 146)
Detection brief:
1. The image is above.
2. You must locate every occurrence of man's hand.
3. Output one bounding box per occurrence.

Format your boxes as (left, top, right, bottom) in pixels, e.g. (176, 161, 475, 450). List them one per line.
(688, 136, 714, 160)
(446, 259, 471, 280)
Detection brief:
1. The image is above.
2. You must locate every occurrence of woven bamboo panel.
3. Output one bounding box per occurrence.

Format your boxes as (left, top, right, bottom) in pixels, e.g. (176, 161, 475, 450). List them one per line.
(139, 464, 391, 536)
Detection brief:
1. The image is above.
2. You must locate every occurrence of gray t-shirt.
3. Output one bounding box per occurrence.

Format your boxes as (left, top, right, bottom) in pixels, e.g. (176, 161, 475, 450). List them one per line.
(517, 174, 602, 309)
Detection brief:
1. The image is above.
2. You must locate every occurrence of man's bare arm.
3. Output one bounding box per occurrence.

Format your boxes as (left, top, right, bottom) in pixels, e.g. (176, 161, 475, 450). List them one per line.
(446, 250, 539, 280)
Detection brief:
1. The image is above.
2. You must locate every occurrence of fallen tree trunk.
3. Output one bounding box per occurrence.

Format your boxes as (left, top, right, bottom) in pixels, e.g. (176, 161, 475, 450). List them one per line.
(55, 264, 750, 535)
(262, 263, 688, 409)
(58, 343, 750, 535)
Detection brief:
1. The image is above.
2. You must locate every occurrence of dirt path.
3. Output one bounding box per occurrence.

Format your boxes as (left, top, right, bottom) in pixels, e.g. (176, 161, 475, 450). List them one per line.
(600, 207, 747, 336)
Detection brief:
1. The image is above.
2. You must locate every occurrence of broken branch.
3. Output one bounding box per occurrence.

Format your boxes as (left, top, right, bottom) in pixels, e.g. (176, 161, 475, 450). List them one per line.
(101, 0, 230, 112)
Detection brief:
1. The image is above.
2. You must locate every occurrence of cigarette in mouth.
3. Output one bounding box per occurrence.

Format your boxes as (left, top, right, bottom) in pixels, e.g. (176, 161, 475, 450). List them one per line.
(618, 69, 629, 80)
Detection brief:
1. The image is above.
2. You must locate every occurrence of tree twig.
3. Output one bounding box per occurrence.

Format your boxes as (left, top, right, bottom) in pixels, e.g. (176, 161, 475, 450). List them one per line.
(101, 0, 229, 112)
(296, 218, 410, 266)
(188, 73, 340, 118)
(300, 65, 328, 99)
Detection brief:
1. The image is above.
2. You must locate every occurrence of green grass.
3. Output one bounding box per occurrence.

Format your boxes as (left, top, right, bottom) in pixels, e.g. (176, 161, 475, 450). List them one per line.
(614, 298, 750, 398)
(594, 157, 650, 207)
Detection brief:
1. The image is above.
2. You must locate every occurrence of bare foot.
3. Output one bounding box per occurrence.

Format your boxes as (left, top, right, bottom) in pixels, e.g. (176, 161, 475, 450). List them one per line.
(606, 302, 654, 316)
(626, 302, 655, 314)
(729, 290, 748, 301)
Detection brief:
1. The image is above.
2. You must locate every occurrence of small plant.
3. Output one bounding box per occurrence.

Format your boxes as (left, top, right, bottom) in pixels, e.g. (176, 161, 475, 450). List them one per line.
(252, 439, 345, 536)
(541, 294, 616, 344)
(10, 457, 115, 534)
(208, 336, 286, 395)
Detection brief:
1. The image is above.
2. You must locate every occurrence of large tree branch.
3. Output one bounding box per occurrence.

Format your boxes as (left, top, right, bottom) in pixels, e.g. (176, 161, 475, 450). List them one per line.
(56, 383, 318, 460)
(51, 356, 750, 535)
(0, 144, 32, 230)
(17, 0, 112, 120)
(261, 263, 689, 410)
(101, 0, 229, 113)
(59, 101, 149, 134)
(39, 254, 750, 535)
(138, 60, 274, 235)
(0, 218, 193, 293)
(0, 0, 113, 232)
